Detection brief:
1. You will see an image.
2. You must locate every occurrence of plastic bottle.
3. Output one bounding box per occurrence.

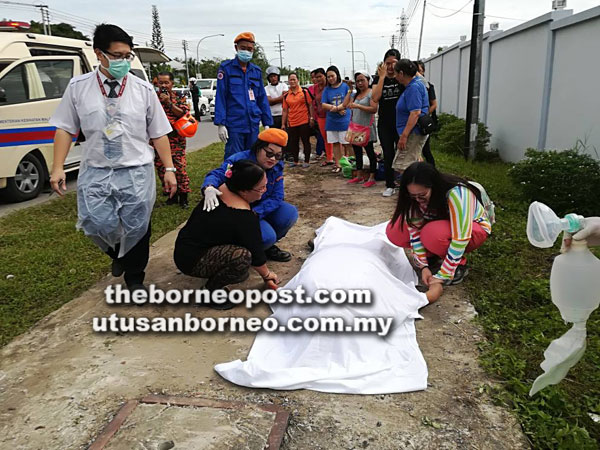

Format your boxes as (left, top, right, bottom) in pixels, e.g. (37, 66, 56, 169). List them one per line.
(527, 201, 585, 248)
(550, 239, 600, 323)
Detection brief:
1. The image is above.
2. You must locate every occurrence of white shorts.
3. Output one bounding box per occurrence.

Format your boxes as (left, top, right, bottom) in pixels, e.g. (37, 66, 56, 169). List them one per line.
(326, 130, 349, 145)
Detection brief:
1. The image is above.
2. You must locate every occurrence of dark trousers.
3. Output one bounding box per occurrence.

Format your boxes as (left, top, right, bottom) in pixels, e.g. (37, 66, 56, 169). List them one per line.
(105, 222, 152, 286)
(378, 124, 399, 188)
(421, 136, 435, 167)
(287, 123, 311, 163)
(353, 142, 377, 173)
(192, 99, 200, 120)
(272, 115, 283, 129)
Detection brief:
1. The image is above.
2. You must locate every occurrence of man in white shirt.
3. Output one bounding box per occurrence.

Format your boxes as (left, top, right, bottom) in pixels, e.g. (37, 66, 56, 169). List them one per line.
(264, 66, 288, 130)
(49, 23, 177, 293)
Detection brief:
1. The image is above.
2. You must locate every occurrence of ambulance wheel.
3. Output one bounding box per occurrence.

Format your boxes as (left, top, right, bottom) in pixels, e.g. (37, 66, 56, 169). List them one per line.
(3, 153, 45, 202)
(200, 104, 207, 116)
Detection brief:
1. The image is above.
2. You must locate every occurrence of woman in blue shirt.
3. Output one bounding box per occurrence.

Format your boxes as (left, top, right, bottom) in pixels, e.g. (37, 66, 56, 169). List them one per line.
(392, 59, 429, 173)
(321, 65, 351, 173)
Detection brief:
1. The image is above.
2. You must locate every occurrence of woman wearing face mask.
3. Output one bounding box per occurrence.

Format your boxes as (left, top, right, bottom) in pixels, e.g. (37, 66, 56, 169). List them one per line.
(281, 72, 315, 167)
(372, 49, 404, 197)
(175, 160, 281, 309)
(385, 162, 492, 302)
(310, 68, 334, 166)
(321, 65, 352, 173)
(347, 71, 378, 188)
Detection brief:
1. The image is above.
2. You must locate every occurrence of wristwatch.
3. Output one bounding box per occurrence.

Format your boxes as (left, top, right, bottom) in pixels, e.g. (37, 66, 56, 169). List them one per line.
(165, 167, 177, 173)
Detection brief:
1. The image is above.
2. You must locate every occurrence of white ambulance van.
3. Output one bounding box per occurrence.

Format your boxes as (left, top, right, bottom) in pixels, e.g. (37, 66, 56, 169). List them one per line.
(0, 22, 168, 202)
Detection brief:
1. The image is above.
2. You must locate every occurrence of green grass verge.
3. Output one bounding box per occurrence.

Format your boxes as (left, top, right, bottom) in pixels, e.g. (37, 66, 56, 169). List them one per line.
(0, 142, 224, 346)
(432, 142, 600, 449)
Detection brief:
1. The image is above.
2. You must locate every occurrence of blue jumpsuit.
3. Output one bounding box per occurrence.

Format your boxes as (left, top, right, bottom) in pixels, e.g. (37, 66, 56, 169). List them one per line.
(214, 57, 273, 160)
(202, 150, 298, 249)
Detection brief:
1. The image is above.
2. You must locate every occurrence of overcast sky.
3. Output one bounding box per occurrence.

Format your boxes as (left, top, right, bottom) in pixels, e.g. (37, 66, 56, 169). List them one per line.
(3, 0, 599, 77)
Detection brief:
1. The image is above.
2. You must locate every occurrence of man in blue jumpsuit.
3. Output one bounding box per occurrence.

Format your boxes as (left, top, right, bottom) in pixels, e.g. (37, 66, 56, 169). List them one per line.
(214, 32, 273, 160)
(202, 128, 297, 262)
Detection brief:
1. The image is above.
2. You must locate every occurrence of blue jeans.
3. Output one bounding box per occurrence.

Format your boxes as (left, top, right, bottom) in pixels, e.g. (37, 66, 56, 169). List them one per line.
(315, 126, 325, 156)
(259, 202, 298, 249)
(224, 127, 259, 160)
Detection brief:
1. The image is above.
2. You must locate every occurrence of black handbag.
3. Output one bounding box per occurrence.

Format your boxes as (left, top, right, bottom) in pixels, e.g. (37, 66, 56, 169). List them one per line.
(417, 113, 436, 135)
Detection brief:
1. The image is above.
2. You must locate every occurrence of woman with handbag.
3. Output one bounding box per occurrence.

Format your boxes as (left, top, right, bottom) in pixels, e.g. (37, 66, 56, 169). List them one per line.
(321, 65, 352, 173)
(346, 71, 378, 188)
(281, 72, 315, 168)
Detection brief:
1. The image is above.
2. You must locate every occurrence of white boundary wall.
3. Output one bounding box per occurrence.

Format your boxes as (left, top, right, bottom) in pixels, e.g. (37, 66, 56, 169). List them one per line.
(423, 7, 600, 162)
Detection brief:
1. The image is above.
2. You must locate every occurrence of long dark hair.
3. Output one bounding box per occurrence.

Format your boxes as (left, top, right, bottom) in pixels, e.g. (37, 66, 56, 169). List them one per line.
(325, 65, 341, 86)
(225, 159, 265, 194)
(383, 48, 401, 62)
(391, 162, 481, 229)
(250, 138, 268, 155)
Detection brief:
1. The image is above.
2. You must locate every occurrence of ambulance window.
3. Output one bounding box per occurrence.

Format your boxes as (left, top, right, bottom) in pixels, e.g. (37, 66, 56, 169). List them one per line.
(34, 60, 74, 99)
(0, 64, 29, 105)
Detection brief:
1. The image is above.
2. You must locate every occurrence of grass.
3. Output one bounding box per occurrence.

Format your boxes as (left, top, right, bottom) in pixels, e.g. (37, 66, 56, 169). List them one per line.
(431, 141, 600, 449)
(0, 142, 224, 346)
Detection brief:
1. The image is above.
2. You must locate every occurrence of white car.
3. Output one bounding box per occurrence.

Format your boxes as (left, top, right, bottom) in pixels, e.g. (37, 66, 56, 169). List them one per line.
(172, 87, 209, 117)
(209, 97, 215, 121)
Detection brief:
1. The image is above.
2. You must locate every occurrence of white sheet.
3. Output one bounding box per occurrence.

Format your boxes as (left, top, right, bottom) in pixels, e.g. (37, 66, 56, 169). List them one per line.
(214, 217, 429, 394)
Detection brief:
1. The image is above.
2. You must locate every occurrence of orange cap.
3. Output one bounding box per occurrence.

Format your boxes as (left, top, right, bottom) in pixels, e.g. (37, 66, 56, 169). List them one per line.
(258, 128, 288, 147)
(234, 32, 255, 44)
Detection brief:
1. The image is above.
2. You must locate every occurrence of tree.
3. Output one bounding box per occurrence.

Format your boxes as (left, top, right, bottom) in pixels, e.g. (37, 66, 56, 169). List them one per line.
(196, 58, 223, 78)
(29, 21, 88, 40)
(151, 5, 164, 52)
(252, 43, 270, 81)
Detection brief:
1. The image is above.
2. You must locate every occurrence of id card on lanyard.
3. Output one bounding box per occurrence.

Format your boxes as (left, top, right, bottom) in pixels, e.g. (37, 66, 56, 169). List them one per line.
(96, 73, 128, 140)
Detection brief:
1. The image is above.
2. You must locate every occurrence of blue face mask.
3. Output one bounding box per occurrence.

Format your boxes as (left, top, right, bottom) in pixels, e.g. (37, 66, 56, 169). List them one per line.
(237, 50, 253, 63)
(101, 52, 131, 79)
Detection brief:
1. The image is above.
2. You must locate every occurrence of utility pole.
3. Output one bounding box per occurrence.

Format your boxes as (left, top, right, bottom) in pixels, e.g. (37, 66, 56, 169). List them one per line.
(182, 40, 189, 82)
(417, 0, 427, 60)
(398, 9, 409, 58)
(390, 34, 396, 49)
(34, 4, 50, 35)
(274, 34, 285, 68)
(464, 0, 486, 160)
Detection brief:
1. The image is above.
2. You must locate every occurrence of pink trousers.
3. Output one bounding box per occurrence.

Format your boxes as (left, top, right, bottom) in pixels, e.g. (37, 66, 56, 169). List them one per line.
(385, 219, 489, 264)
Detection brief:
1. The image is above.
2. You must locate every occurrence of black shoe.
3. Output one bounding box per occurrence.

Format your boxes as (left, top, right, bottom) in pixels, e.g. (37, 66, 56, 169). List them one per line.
(127, 283, 149, 295)
(179, 192, 189, 209)
(111, 259, 124, 277)
(450, 265, 469, 285)
(166, 193, 178, 205)
(307, 239, 315, 251)
(265, 245, 292, 262)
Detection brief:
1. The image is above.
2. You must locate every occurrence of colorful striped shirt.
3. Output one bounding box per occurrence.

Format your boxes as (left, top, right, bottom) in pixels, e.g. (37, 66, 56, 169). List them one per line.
(408, 185, 492, 281)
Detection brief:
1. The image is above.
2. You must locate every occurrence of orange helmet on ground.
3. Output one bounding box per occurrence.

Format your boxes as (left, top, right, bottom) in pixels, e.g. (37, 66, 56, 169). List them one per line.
(174, 113, 198, 137)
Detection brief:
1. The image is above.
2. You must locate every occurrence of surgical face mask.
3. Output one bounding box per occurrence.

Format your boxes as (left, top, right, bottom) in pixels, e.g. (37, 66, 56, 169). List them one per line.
(237, 50, 253, 63)
(101, 52, 131, 79)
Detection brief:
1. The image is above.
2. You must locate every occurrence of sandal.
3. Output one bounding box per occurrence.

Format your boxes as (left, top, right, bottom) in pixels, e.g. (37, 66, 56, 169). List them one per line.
(332, 166, 342, 173)
(320, 160, 334, 167)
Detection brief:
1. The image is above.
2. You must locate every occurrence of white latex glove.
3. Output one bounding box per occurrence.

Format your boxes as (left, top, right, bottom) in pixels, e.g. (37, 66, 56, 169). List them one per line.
(573, 217, 600, 246)
(264, 125, 270, 130)
(203, 186, 222, 211)
(217, 125, 229, 143)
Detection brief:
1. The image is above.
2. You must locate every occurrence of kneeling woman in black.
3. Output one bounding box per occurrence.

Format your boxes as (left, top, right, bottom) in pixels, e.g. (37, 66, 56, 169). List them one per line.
(174, 160, 281, 299)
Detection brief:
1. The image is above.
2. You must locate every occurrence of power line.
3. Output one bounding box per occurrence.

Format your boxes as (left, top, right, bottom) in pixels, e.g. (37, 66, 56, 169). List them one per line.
(427, 1, 525, 21)
(427, 0, 473, 18)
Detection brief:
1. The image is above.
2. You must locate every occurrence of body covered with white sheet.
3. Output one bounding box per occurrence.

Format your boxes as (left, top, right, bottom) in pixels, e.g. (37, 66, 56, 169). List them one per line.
(215, 217, 429, 394)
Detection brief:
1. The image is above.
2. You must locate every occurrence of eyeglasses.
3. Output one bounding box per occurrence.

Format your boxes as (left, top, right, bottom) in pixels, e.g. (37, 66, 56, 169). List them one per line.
(102, 50, 136, 62)
(264, 146, 283, 160)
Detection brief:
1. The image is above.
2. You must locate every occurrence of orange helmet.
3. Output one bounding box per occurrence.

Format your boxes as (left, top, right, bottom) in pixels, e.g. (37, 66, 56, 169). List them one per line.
(174, 113, 198, 138)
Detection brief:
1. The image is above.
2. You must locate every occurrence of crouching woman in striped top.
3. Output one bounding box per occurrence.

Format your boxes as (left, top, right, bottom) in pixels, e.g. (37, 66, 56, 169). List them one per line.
(385, 162, 492, 303)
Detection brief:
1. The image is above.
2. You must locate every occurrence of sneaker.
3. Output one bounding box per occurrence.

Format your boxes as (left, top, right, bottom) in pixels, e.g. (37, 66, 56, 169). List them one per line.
(347, 177, 365, 184)
(265, 245, 292, 262)
(111, 259, 124, 277)
(288, 162, 297, 168)
(382, 187, 396, 197)
(450, 265, 469, 285)
(362, 180, 376, 188)
(302, 162, 310, 168)
(166, 194, 178, 205)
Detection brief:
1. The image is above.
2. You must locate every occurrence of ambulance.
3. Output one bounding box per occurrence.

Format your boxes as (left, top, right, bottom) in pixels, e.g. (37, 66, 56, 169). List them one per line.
(0, 21, 169, 202)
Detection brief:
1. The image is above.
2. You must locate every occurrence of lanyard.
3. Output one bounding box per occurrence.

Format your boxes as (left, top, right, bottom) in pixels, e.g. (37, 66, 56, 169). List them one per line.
(96, 72, 128, 98)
